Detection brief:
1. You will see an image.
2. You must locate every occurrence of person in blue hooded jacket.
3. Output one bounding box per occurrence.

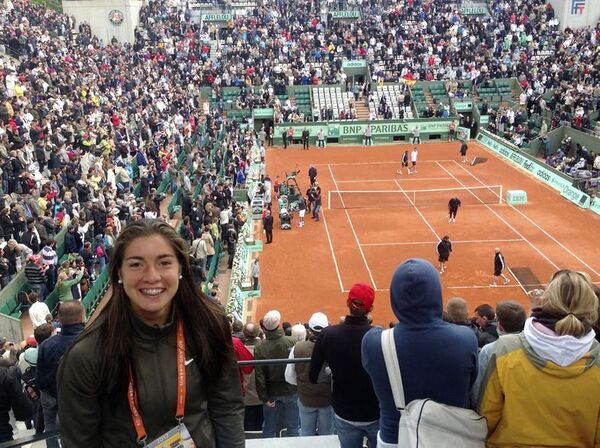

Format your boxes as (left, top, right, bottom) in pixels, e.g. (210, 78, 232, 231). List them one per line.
(361, 258, 478, 447)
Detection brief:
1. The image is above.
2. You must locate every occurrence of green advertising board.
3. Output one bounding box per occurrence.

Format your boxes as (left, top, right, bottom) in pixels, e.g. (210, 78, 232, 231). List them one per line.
(233, 189, 248, 203)
(560, 185, 591, 209)
(253, 108, 274, 119)
(275, 120, 452, 140)
(457, 127, 471, 140)
(334, 120, 451, 137)
(589, 199, 600, 217)
(275, 124, 328, 138)
(476, 130, 594, 209)
(460, 6, 487, 15)
(201, 14, 232, 22)
(331, 10, 360, 20)
(453, 101, 473, 112)
(341, 59, 367, 69)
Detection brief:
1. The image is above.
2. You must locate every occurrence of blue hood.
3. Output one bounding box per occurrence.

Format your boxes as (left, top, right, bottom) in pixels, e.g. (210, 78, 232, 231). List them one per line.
(390, 258, 443, 325)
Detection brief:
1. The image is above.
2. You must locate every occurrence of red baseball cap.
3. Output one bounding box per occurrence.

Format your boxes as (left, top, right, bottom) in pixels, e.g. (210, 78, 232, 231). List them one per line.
(347, 283, 375, 311)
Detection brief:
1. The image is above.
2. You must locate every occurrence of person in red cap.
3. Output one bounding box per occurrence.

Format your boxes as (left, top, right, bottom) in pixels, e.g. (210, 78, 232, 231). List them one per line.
(309, 283, 379, 447)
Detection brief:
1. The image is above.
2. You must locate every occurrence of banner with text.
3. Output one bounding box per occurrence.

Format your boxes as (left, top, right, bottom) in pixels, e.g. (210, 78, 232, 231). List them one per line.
(275, 119, 452, 139)
(589, 199, 600, 217)
(477, 130, 591, 208)
(331, 10, 361, 20)
(201, 14, 232, 22)
(460, 6, 488, 15)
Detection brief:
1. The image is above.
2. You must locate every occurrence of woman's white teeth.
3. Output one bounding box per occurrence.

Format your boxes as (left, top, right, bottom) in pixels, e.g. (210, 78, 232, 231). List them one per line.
(141, 289, 165, 296)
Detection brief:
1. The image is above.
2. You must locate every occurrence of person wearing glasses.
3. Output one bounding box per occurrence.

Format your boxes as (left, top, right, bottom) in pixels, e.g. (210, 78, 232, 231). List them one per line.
(477, 269, 600, 447)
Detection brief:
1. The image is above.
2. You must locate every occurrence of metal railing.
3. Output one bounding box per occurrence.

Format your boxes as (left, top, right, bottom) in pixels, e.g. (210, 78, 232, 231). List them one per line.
(0, 357, 312, 447)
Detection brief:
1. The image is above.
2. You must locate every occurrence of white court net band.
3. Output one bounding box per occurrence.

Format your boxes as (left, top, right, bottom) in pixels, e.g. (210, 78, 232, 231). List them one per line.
(327, 185, 503, 209)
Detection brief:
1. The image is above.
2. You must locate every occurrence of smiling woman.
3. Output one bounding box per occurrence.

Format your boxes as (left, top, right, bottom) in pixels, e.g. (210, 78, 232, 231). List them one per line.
(120, 234, 183, 326)
(57, 219, 245, 448)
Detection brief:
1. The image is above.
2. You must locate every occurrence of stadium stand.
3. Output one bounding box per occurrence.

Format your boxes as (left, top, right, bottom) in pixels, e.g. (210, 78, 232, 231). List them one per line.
(1, 0, 600, 443)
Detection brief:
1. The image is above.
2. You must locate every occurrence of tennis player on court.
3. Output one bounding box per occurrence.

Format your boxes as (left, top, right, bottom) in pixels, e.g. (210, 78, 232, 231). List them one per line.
(448, 197, 462, 223)
(397, 150, 409, 175)
(490, 248, 510, 286)
(459, 141, 469, 163)
(436, 235, 452, 274)
(409, 147, 418, 174)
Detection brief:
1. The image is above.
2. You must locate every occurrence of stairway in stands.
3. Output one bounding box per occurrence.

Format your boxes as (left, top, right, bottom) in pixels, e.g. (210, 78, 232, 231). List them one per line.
(355, 101, 370, 120)
(424, 89, 435, 109)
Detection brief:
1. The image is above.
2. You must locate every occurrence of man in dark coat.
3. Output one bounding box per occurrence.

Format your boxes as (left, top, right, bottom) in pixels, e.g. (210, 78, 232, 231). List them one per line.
(21, 219, 41, 253)
(473, 303, 499, 348)
(262, 209, 274, 244)
(282, 130, 288, 149)
(302, 128, 310, 150)
(37, 301, 85, 448)
(0, 360, 32, 442)
(64, 226, 78, 255)
(308, 165, 317, 185)
(448, 197, 462, 223)
(309, 283, 380, 447)
(436, 235, 452, 274)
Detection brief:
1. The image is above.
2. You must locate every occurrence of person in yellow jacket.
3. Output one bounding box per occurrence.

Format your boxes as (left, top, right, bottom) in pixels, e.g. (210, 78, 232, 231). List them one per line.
(14, 83, 25, 98)
(477, 269, 599, 448)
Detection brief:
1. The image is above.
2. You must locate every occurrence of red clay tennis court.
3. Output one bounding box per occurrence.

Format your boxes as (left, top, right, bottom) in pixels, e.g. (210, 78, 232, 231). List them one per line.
(256, 141, 600, 326)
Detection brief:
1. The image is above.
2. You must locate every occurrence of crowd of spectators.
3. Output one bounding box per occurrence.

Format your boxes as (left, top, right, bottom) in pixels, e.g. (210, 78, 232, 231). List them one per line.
(1, 0, 600, 442)
(0, 0, 262, 297)
(201, 0, 600, 137)
(2, 257, 599, 443)
(221, 261, 600, 446)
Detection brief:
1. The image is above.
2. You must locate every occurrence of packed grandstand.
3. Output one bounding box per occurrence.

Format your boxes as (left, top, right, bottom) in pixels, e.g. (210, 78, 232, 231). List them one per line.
(0, 0, 599, 444)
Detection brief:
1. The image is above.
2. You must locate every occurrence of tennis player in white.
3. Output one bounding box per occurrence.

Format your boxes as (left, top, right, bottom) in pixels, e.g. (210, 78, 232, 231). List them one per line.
(408, 147, 418, 174)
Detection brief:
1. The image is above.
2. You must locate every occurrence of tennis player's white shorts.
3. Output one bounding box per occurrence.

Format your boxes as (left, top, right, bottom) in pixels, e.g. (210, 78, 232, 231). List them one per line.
(299, 209, 306, 218)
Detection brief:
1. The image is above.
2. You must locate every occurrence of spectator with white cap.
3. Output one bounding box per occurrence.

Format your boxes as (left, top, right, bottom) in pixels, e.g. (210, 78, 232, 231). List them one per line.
(285, 312, 335, 437)
(290, 324, 307, 343)
(254, 310, 299, 438)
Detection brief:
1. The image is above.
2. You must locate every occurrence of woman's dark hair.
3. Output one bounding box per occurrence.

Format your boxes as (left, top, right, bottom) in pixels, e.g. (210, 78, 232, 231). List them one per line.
(65, 219, 232, 399)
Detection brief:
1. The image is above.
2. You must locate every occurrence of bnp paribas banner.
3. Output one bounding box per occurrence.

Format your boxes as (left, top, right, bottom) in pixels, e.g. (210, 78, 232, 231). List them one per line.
(275, 120, 453, 138)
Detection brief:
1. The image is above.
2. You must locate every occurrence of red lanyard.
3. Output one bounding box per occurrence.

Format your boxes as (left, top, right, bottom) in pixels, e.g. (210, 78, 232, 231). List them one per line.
(128, 320, 187, 445)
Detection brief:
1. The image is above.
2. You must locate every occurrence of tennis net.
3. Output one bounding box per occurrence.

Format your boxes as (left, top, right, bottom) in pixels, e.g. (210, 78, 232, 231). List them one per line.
(327, 185, 503, 209)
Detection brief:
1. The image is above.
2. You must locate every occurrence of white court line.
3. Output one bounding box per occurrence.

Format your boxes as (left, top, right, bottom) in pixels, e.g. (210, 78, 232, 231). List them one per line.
(331, 203, 511, 211)
(454, 160, 600, 278)
(436, 161, 561, 271)
(320, 208, 345, 293)
(507, 267, 529, 296)
(394, 179, 440, 240)
(337, 177, 452, 183)
(315, 160, 458, 167)
(361, 238, 525, 247)
(328, 164, 378, 290)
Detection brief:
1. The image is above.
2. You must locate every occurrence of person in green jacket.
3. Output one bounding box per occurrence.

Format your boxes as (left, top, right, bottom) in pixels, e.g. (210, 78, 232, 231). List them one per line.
(56, 269, 85, 302)
(57, 219, 244, 447)
(254, 309, 299, 438)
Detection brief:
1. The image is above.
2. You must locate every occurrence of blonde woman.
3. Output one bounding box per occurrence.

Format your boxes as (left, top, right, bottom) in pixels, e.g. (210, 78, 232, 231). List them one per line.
(477, 270, 599, 447)
(201, 226, 215, 272)
(55, 266, 85, 303)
